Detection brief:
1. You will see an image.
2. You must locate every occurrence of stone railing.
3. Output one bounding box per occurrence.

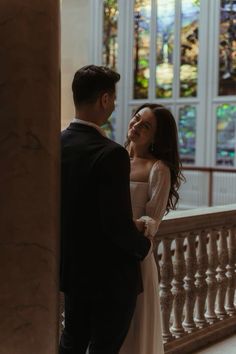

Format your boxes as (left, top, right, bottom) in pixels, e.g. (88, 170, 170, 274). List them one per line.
(155, 204, 236, 354)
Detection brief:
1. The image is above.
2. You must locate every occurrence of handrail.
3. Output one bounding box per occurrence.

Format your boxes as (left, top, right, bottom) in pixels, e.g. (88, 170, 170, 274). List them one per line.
(159, 204, 236, 234)
(182, 166, 236, 173)
(181, 167, 236, 207)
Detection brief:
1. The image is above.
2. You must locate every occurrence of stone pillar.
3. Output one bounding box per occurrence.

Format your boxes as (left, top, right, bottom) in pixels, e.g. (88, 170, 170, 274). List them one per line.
(0, 1, 60, 354)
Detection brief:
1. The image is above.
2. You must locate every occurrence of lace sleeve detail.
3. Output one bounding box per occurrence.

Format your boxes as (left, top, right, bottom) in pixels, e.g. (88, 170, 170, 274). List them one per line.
(139, 161, 171, 237)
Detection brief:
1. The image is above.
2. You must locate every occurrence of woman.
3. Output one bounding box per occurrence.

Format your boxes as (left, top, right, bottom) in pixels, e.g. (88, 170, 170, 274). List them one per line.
(120, 103, 184, 354)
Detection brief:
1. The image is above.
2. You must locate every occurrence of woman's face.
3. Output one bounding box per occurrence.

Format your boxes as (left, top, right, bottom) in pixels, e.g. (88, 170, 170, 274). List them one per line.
(128, 107, 157, 147)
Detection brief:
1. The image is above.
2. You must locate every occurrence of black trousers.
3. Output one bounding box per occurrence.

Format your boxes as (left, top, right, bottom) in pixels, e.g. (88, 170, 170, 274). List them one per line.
(59, 289, 137, 354)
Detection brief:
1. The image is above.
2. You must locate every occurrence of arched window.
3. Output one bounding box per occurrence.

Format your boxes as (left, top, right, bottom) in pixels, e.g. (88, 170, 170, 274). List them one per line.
(90, 0, 236, 167)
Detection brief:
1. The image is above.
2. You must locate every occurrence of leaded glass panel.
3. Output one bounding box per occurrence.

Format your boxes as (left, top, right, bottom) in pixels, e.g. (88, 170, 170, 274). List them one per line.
(219, 0, 236, 96)
(180, 0, 200, 97)
(156, 0, 175, 98)
(103, 0, 119, 71)
(102, 110, 117, 140)
(178, 106, 196, 164)
(133, 0, 151, 99)
(216, 104, 236, 165)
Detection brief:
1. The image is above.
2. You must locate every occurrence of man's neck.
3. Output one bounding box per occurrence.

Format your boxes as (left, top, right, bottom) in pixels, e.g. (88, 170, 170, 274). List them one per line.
(75, 110, 103, 127)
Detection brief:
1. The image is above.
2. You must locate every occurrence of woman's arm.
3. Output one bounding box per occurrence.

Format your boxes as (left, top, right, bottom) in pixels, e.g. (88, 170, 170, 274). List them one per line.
(139, 161, 171, 237)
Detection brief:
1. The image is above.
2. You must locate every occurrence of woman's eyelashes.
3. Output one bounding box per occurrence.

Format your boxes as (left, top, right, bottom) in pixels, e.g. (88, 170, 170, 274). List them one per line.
(143, 123, 150, 130)
(130, 114, 152, 131)
(134, 115, 147, 125)
(136, 120, 150, 130)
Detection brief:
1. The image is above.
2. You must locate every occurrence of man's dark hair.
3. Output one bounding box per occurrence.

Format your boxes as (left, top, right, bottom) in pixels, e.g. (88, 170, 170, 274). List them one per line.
(72, 65, 120, 107)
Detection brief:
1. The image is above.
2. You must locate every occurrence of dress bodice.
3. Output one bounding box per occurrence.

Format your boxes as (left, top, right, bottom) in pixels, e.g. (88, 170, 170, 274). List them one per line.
(130, 182, 149, 219)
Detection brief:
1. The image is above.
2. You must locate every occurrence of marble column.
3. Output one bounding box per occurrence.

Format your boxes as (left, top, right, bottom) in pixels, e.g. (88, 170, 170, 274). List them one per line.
(0, 1, 60, 354)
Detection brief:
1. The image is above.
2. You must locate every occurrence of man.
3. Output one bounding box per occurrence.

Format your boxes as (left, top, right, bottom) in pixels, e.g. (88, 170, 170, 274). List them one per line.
(59, 65, 152, 354)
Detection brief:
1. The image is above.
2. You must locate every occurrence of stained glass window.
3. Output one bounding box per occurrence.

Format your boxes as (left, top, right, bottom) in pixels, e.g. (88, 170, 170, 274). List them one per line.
(178, 106, 196, 164)
(99, 0, 236, 164)
(103, 0, 119, 71)
(180, 0, 200, 97)
(216, 104, 236, 165)
(133, 0, 151, 99)
(102, 1, 118, 139)
(156, 0, 175, 98)
(218, 0, 236, 96)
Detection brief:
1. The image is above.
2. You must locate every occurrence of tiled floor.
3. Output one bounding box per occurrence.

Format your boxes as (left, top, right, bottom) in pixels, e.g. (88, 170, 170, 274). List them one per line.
(195, 334, 236, 353)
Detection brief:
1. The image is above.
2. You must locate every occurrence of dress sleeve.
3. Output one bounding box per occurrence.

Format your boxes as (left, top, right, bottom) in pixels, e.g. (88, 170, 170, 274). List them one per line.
(139, 161, 171, 237)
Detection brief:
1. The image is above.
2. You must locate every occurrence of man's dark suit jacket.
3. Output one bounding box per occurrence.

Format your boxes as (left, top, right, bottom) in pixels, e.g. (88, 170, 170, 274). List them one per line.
(60, 122, 151, 297)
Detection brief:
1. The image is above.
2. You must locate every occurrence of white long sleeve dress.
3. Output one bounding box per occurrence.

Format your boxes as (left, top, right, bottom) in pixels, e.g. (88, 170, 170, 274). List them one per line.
(120, 160, 171, 354)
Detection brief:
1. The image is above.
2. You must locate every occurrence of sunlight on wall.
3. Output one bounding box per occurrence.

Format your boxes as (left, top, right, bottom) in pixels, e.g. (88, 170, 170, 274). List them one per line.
(61, 0, 90, 130)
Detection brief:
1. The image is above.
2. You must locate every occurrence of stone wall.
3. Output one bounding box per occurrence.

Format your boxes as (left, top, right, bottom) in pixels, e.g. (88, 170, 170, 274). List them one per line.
(61, 0, 91, 129)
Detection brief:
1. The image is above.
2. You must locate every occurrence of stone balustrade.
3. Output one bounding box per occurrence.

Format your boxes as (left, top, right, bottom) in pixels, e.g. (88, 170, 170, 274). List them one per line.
(59, 205, 236, 353)
(155, 204, 236, 354)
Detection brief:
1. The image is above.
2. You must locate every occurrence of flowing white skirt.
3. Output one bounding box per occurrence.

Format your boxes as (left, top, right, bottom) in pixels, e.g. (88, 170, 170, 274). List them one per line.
(120, 254, 164, 354)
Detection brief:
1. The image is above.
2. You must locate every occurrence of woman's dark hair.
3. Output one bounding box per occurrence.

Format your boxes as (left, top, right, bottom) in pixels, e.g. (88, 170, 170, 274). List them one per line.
(125, 103, 185, 213)
(72, 65, 120, 107)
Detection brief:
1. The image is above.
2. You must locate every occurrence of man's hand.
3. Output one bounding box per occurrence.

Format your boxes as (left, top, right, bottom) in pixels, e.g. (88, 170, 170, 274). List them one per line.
(134, 219, 145, 232)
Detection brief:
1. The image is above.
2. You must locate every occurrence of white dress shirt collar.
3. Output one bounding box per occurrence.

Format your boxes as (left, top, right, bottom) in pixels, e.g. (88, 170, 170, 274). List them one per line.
(72, 118, 107, 137)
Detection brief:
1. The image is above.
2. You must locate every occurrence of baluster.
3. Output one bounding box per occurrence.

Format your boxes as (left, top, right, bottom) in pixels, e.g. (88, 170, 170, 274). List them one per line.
(205, 229, 219, 323)
(215, 228, 229, 318)
(183, 232, 197, 332)
(154, 238, 161, 278)
(225, 226, 236, 315)
(171, 236, 186, 337)
(159, 238, 174, 342)
(195, 230, 208, 328)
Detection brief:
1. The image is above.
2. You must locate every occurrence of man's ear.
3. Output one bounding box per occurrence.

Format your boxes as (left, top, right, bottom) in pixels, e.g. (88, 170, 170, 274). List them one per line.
(100, 92, 109, 109)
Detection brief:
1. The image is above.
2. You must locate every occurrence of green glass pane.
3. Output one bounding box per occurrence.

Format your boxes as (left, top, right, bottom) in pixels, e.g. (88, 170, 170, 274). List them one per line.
(178, 106, 196, 164)
(103, 0, 119, 71)
(180, 0, 200, 97)
(219, 0, 236, 96)
(102, 110, 117, 140)
(216, 104, 236, 165)
(133, 0, 151, 99)
(156, 0, 175, 98)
